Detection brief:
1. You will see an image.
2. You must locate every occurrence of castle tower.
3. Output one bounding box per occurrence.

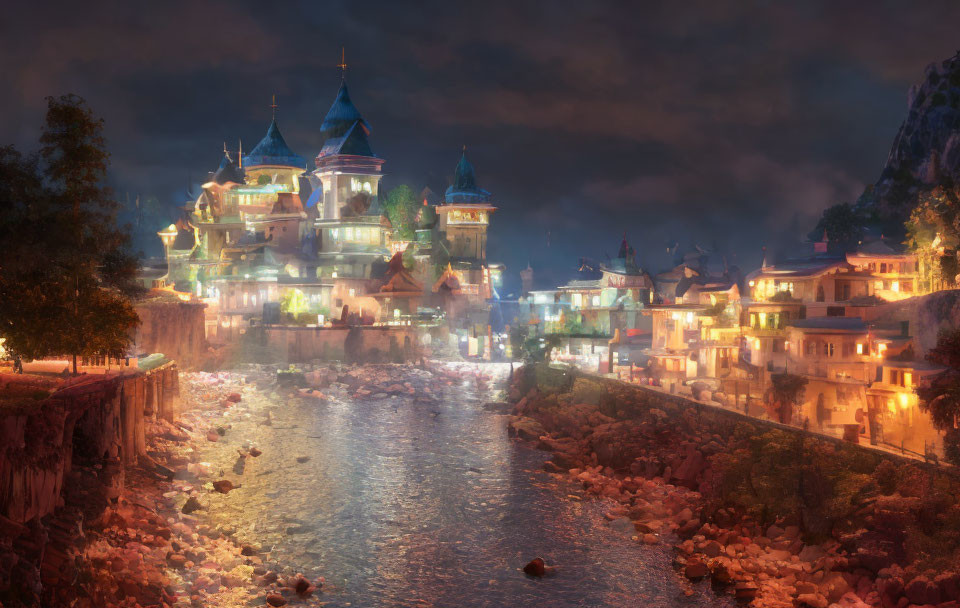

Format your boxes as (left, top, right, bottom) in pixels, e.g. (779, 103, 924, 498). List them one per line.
(437, 149, 496, 261)
(312, 81, 384, 221)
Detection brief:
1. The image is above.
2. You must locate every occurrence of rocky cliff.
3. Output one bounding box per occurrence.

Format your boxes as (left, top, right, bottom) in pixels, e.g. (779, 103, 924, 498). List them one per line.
(871, 52, 960, 226)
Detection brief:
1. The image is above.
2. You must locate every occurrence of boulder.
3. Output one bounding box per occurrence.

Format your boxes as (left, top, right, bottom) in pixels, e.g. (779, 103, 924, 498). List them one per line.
(523, 557, 546, 577)
(904, 575, 941, 606)
(684, 559, 709, 580)
(266, 593, 287, 606)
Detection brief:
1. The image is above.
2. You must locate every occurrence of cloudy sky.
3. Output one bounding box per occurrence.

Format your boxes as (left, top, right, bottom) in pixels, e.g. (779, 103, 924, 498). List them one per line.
(2, 0, 958, 292)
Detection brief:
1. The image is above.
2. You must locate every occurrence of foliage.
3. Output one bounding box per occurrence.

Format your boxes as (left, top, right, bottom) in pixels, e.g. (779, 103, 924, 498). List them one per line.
(382, 184, 419, 241)
(918, 328, 960, 463)
(0, 95, 141, 372)
(906, 186, 960, 291)
(769, 373, 808, 424)
(521, 335, 562, 363)
(808, 203, 866, 253)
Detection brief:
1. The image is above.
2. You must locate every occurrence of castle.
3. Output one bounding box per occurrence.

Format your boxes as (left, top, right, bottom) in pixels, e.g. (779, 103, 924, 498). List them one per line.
(157, 76, 502, 340)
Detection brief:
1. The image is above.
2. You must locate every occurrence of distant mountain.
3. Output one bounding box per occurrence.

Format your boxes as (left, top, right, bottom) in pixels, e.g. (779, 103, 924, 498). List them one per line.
(869, 51, 960, 232)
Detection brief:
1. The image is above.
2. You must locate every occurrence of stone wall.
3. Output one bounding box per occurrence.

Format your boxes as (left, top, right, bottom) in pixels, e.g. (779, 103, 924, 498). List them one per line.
(862, 288, 960, 354)
(134, 298, 207, 368)
(0, 365, 180, 524)
(262, 325, 423, 363)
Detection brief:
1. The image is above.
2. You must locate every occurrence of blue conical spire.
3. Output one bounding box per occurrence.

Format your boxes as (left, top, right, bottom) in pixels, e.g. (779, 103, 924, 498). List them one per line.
(320, 81, 369, 140)
(242, 117, 306, 169)
(444, 148, 490, 203)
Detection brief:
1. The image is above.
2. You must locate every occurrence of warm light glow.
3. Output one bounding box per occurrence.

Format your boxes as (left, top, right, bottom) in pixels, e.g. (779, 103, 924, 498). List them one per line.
(754, 338, 761, 350)
(898, 392, 909, 409)
(904, 372, 912, 387)
(856, 343, 863, 355)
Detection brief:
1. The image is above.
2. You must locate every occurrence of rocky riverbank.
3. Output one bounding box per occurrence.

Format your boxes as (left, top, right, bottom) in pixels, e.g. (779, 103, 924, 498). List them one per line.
(506, 364, 960, 608)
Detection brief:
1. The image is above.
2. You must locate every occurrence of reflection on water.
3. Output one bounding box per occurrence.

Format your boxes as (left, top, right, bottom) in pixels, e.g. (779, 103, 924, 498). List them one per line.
(194, 364, 731, 608)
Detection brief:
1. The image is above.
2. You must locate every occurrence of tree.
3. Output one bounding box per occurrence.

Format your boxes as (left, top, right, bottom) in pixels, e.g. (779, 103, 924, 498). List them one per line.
(918, 328, 960, 464)
(768, 372, 808, 424)
(906, 186, 960, 291)
(382, 184, 419, 241)
(0, 95, 141, 374)
(809, 203, 865, 253)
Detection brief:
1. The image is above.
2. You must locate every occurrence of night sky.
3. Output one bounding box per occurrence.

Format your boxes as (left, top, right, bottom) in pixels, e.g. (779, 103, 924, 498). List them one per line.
(3, 1, 960, 294)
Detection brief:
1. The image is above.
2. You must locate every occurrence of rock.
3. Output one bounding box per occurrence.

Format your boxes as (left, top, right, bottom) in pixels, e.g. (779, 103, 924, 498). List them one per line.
(249, 447, 262, 457)
(523, 557, 546, 577)
(181, 496, 203, 514)
(296, 456, 310, 464)
(702, 540, 722, 558)
(709, 559, 732, 585)
(796, 592, 828, 608)
(265, 592, 287, 606)
(240, 544, 258, 556)
(642, 533, 659, 545)
(684, 559, 709, 580)
(735, 582, 759, 600)
(508, 416, 547, 441)
(226, 392, 242, 402)
(905, 575, 941, 605)
(167, 553, 188, 569)
(293, 575, 318, 597)
(206, 430, 219, 442)
(936, 572, 960, 601)
(212, 480, 234, 494)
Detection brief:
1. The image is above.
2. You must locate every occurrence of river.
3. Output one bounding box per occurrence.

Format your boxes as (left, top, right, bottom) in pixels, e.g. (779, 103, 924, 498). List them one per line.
(185, 363, 732, 608)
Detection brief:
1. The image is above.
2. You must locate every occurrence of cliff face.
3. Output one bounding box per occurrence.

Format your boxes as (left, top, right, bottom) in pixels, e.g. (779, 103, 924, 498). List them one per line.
(0, 367, 180, 524)
(134, 299, 206, 369)
(873, 52, 960, 225)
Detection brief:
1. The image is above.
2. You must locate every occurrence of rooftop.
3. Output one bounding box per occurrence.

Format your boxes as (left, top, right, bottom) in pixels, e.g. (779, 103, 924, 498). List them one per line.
(242, 118, 306, 169)
(444, 150, 491, 204)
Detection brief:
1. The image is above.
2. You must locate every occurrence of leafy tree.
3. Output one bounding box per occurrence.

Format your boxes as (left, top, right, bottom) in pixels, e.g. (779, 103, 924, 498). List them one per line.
(382, 184, 419, 241)
(918, 328, 960, 464)
(809, 203, 865, 253)
(521, 335, 561, 363)
(769, 372, 808, 424)
(0, 95, 141, 373)
(905, 186, 960, 291)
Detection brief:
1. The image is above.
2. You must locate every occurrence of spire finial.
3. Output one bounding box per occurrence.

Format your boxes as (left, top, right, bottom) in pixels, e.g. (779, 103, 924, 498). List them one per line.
(238, 139, 243, 169)
(270, 94, 278, 119)
(338, 47, 347, 80)
(462, 144, 467, 153)
(223, 142, 228, 156)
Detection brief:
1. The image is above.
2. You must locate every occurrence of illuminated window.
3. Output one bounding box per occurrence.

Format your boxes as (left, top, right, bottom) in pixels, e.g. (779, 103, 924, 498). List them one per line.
(856, 343, 863, 355)
(345, 227, 354, 240)
(591, 295, 600, 307)
(572, 293, 583, 308)
(891, 281, 900, 292)
(348, 288, 356, 297)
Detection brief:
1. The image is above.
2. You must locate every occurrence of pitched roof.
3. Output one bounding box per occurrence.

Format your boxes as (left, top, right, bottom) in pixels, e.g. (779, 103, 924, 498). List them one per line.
(211, 152, 245, 185)
(444, 150, 491, 203)
(318, 119, 375, 158)
(242, 118, 306, 169)
(376, 253, 423, 295)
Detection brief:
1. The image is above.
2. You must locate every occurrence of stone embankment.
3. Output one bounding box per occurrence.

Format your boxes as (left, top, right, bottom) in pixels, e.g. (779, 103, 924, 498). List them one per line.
(0, 365, 180, 606)
(506, 364, 960, 608)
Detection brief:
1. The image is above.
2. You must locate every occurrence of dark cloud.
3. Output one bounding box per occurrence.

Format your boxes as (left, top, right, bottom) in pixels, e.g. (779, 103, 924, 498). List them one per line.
(1, 0, 957, 290)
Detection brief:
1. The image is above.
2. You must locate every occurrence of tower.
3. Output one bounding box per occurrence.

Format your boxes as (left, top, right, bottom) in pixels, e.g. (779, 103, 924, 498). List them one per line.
(436, 149, 496, 261)
(312, 81, 384, 221)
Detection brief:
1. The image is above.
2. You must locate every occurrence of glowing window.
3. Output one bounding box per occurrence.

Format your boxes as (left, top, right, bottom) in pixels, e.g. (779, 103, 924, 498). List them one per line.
(856, 343, 863, 355)
(348, 288, 356, 297)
